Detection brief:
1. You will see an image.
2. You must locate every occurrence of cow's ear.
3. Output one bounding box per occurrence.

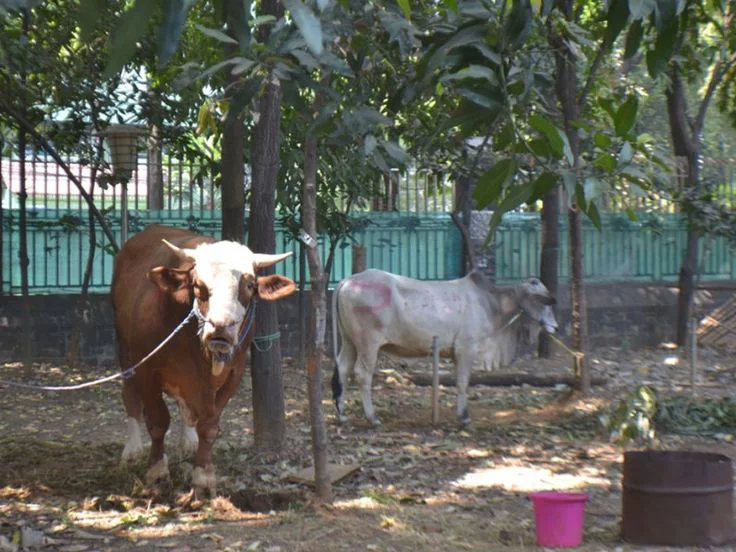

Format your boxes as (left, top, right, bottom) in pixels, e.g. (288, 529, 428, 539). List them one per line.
(148, 266, 192, 292)
(256, 274, 296, 301)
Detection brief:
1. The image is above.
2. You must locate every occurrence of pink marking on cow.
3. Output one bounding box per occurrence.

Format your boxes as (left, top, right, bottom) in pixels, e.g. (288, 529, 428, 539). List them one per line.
(350, 281, 392, 314)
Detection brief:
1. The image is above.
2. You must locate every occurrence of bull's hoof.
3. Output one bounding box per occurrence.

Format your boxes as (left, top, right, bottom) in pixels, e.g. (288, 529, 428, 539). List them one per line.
(192, 465, 217, 499)
(145, 455, 170, 486)
(336, 413, 348, 425)
(369, 417, 382, 428)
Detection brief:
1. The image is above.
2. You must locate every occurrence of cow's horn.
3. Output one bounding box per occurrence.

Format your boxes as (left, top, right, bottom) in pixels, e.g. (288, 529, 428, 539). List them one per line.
(162, 239, 196, 262)
(253, 251, 293, 268)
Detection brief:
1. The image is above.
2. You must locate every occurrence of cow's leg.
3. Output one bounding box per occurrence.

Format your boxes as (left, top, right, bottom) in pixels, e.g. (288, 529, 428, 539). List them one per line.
(142, 390, 171, 486)
(332, 335, 356, 424)
(355, 347, 380, 426)
(454, 354, 473, 427)
(121, 378, 145, 463)
(175, 397, 199, 456)
(191, 368, 242, 498)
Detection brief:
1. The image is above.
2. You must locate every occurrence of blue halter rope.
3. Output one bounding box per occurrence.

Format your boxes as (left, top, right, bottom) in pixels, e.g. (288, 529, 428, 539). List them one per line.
(192, 297, 258, 347)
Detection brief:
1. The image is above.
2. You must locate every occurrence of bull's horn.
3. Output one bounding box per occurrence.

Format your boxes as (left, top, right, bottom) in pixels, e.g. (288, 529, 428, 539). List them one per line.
(162, 239, 196, 262)
(253, 251, 293, 268)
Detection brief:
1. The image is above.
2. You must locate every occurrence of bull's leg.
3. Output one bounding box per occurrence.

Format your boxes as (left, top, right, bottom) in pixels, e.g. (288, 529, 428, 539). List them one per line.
(333, 335, 356, 424)
(121, 378, 145, 463)
(175, 398, 199, 456)
(454, 355, 473, 427)
(142, 390, 171, 486)
(191, 369, 242, 498)
(355, 348, 380, 426)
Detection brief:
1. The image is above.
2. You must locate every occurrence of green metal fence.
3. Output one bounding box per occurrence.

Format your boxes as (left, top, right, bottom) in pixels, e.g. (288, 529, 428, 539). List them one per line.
(0, 210, 462, 294)
(494, 212, 736, 284)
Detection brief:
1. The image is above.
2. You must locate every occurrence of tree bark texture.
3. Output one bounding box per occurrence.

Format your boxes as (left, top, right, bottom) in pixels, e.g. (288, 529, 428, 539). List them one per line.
(538, 187, 560, 358)
(248, 71, 286, 452)
(146, 125, 164, 210)
(666, 67, 702, 346)
(553, 0, 589, 393)
(303, 117, 333, 503)
(18, 8, 31, 372)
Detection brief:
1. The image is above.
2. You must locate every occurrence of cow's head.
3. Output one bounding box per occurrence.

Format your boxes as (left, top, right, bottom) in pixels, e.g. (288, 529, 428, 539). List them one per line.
(148, 239, 296, 374)
(518, 278, 558, 339)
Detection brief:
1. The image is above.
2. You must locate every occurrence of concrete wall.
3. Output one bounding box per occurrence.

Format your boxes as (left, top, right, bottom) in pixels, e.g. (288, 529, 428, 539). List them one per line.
(0, 282, 733, 366)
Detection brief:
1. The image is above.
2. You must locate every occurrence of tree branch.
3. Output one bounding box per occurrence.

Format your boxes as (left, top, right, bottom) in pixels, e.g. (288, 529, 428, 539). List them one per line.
(0, 99, 119, 252)
(578, 40, 606, 109)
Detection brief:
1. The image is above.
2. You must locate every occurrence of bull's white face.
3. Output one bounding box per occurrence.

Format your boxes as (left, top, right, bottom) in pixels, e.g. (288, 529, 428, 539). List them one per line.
(150, 239, 295, 375)
(190, 242, 259, 362)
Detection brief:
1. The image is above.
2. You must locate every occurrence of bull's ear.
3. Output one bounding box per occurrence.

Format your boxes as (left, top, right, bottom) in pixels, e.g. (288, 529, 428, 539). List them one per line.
(257, 274, 296, 301)
(148, 266, 192, 292)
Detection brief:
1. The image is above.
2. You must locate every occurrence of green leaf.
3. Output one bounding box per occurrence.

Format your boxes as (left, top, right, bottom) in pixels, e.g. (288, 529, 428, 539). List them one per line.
(158, 0, 196, 67)
(473, 158, 518, 209)
(442, 65, 498, 85)
(103, 0, 159, 79)
(470, 43, 502, 66)
(593, 152, 616, 172)
(458, 87, 502, 109)
(593, 132, 612, 148)
(628, 0, 656, 20)
(397, 0, 411, 20)
(316, 0, 329, 11)
(604, 0, 630, 49)
(443, 0, 458, 13)
(230, 57, 255, 76)
(79, 0, 107, 42)
(364, 134, 377, 156)
(586, 201, 602, 229)
(196, 24, 239, 45)
(502, 0, 533, 51)
(488, 180, 534, 233)
(614, 95, 638, 136)
(584, 176, 607, 202)
(527, 171, 559, 202)
(619, 141, 634, 163)
(646, 14, 678, 77)
(380, 139, 410, 165)
(284, 0, 323, 56)
(425, 23, 485, 75)
(624, 19, 643, 59)
(626, 208, 637, 221)
(529, 114, 563, 157)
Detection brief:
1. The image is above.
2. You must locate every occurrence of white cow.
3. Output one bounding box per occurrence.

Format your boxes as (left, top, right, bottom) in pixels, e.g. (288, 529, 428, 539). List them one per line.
(331, 269, 558, 426)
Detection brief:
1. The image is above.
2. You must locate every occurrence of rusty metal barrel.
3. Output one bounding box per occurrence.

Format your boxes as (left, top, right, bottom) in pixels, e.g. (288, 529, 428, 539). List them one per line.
(621, 450, 736, 546)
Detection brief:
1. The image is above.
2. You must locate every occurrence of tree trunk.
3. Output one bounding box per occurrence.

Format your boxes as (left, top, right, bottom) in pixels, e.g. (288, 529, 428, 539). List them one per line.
(248, 70, 286, 452)
(538, 187, 560, 358)
(666, 67, 702, 346)
(146, 125, 164, 210)
(19, 8, 31, 372)
(302, 97, 332, 503)
(553, 0, 589, 393)
(352, 244, 366, 274)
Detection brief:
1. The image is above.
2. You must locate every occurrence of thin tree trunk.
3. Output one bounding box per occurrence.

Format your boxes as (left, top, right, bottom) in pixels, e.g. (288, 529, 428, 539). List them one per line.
(553, 0, 589, 393)
(221, 109, 245, 241)
(19, 8, 31, 372)
(538, 187, 559, 358)
(303, 117, 332, 503)
(146, 124, 164, 210)
(248, 68, 286, 452)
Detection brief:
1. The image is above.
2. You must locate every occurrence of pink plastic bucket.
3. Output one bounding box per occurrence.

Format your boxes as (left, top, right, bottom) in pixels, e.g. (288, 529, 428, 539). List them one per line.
(530, 491, 589, 548)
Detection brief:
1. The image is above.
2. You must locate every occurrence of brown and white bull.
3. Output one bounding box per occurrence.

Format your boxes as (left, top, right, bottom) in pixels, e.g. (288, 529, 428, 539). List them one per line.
(112, 224, 295, 496)
(331, 269, 557, 426)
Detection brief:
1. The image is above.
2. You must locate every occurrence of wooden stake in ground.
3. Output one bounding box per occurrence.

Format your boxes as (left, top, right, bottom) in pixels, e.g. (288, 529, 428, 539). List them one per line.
(431, 336, 440, 426)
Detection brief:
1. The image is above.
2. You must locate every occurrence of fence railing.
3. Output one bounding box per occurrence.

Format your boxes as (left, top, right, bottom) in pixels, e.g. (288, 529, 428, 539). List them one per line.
(0, 210, 462, 294)
(494, 212, 736, 284)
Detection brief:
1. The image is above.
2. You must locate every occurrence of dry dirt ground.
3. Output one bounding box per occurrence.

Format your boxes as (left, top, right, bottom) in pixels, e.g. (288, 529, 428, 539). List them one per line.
(1, 343, 736, 552)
